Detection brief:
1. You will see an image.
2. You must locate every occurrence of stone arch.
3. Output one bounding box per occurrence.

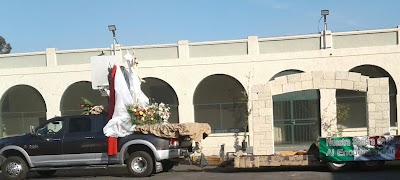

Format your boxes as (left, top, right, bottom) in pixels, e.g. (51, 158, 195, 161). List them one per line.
(141, 77, 179, 123)
(269, 71, 369, 95)
(60, 81, 108, 116)
(194, 74, 248, 133)
(0, 85, 47, 137)
(250, 71, 390, 155)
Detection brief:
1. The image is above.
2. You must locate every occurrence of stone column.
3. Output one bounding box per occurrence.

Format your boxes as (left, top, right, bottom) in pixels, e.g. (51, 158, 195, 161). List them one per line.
(251, 84, 274, 155)
(367, 78, 390, 135)
(320, 89, 337, 137)
(247, 36, 259, 55)
(46, 48, 57, 67)
(178, 40, 190, 59)
(320, 30, 332, 49)
(41, 91, 62, 119)
(177, 90, 195, 124)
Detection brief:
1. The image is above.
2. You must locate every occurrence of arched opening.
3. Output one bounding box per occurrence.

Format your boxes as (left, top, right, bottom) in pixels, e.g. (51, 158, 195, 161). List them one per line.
(141, 77, 179, 123)
(193, 74, 248, 133)
(0, 85, 47, 137)
(270, 70, 321, 146)
(60, 81, 108, 116)
(338, 65, 397, 128)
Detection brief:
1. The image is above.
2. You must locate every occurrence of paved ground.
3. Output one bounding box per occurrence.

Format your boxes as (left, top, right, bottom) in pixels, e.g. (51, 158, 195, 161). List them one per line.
(10, 161, 400, 180)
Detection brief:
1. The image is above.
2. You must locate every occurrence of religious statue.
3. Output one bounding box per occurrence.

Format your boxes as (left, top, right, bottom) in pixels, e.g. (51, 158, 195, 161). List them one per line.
(124, 50, 149, 107)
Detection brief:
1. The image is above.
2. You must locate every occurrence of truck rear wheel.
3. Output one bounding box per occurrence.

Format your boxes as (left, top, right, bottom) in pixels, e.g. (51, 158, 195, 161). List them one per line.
(359, 161, 385, 171)
(1, 156, 29, 180)
(127, 151, 154, 177)
(326, 162, 352, 172)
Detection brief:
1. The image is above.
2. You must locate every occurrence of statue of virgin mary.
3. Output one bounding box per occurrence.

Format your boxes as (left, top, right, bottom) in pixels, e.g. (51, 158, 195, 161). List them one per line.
(124, 51, 149, 107)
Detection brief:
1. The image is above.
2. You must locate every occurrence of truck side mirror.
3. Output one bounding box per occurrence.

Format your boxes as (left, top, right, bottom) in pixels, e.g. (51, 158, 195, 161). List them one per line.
(30, 125, 36, 135)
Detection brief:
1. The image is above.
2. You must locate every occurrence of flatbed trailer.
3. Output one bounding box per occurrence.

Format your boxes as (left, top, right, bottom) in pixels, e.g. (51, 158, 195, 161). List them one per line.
(233, 152, 321, 168)
(193, 135, 400, 172)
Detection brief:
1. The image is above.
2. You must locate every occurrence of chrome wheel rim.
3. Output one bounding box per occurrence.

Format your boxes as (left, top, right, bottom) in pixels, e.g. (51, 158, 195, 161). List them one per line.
(131, 157, 147, 173)
(5, 162, 22, 177)
(332, 162, 346, 167)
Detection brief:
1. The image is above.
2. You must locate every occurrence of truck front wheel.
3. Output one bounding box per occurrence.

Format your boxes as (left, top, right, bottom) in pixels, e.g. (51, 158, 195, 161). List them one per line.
(127, 151, 154, 177)
(326, 162, 352, 172)
(1, 156, 29, 180)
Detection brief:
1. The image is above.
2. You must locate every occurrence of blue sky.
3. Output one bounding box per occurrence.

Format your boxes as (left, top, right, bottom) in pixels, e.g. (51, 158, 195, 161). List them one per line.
(2, 0, 400, 53)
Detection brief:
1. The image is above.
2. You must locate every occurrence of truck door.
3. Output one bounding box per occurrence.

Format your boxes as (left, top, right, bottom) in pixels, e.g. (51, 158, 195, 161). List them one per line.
(28, 117, 65, 167)
(62, 115, 107, 165)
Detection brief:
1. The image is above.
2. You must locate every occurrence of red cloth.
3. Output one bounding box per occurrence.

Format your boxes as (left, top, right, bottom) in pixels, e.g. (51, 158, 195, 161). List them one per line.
(107, 65, 118, 156)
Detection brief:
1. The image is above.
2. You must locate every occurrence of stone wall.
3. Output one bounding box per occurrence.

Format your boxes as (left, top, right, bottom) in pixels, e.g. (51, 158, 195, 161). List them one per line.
(367, 78, 390, 135)
(250, 84, 274, 155)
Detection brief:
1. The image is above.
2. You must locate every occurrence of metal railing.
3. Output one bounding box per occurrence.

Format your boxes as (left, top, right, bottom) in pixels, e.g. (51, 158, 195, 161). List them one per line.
(0, 111, 46, 137)
(274, 118, 319, 144)
(194, 102, 248, 133)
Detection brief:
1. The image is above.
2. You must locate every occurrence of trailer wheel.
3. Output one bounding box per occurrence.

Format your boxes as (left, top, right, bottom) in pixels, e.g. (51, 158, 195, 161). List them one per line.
(359, 161, 385, 171)
(326, 162, 352, 172)
(127, 151, 154, 177)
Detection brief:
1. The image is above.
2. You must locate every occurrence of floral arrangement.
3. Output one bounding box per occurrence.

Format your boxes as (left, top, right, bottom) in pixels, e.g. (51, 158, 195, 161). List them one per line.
(127, 102, 171, 126)
(80, 97, 105, 115)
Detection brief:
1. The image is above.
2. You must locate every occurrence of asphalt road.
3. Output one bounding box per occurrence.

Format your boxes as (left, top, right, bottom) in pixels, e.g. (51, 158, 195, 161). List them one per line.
(10, 162, 400, 180)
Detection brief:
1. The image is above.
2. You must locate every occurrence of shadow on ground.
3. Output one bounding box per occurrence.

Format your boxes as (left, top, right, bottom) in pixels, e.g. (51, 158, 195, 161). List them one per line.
(14, 161, 400, 179)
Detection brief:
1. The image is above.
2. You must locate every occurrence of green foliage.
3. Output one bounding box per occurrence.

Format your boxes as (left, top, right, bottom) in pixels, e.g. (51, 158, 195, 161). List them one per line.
(1, 123, 6, 137)
(80, 97, 94, 115)
(321, 102, 350, 137)
(240, 90, 250, 141)
(336, 104, 350, 137)
(0, 36, 12, 54)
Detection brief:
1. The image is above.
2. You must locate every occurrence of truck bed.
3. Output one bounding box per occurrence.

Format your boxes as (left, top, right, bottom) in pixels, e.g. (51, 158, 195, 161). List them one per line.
(134, 123, 211, 142)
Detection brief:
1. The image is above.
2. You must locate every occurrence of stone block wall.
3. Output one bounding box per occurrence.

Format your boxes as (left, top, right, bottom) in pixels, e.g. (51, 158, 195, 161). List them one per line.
(251, 84, 274, 155)
(367, 77, 390, 135)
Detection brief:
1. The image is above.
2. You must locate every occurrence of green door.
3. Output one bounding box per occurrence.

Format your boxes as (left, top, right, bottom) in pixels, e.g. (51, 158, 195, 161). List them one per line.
(273, 90, 320, 145)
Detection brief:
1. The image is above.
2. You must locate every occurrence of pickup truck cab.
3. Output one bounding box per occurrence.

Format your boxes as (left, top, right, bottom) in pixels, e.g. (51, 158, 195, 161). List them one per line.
(0, 114, 192, 179)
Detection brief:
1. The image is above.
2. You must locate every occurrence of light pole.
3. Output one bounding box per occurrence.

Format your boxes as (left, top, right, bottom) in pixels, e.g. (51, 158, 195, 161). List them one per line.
(108, 25, 116, 55)
(321, 10, 329, 49)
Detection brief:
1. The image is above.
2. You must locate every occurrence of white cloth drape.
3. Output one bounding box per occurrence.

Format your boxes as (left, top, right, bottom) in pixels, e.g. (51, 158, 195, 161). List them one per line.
(103, 67, 136, 138)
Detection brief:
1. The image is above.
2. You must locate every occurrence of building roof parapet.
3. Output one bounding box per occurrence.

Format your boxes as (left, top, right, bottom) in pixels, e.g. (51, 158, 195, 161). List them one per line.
(121, 43, 179, 49)
(0, 51, 46, 58)
(55, 47, 110, 54)
(332, 27, 399, 36)
(188, 39, 248, 46)
(258, 33, 320, 42)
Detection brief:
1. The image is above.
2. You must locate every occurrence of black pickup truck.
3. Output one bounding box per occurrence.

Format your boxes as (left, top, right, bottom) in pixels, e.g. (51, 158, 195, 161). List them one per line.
(0, 114, 193, 179)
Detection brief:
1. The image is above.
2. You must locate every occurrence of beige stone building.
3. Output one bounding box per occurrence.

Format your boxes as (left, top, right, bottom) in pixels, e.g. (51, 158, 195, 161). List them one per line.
(1, 26, 400, 155)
